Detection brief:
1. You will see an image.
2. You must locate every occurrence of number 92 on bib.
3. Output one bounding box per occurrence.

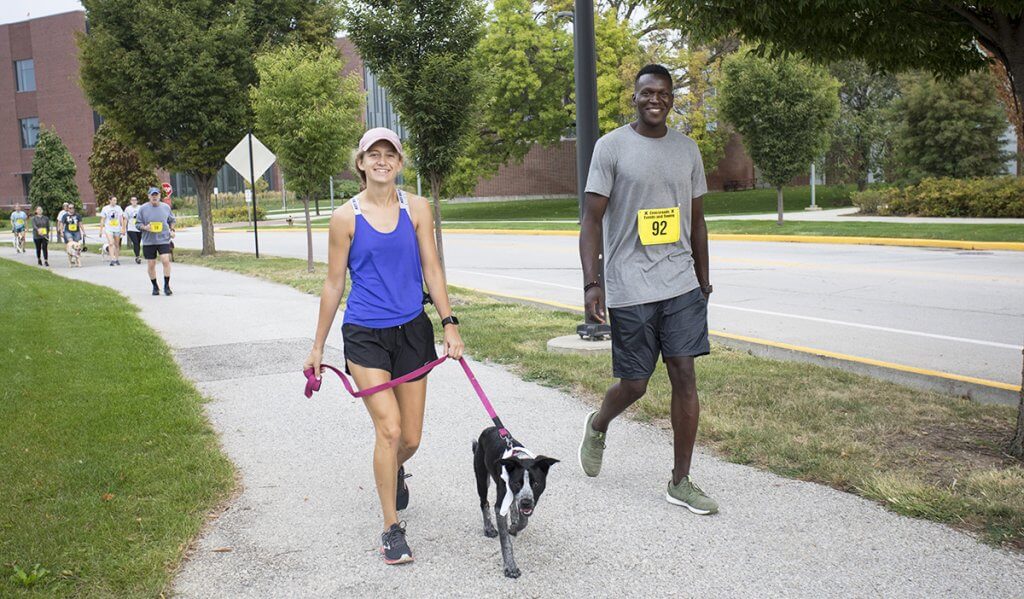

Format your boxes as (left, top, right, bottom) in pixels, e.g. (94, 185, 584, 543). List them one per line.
(637, 207, 680, 246)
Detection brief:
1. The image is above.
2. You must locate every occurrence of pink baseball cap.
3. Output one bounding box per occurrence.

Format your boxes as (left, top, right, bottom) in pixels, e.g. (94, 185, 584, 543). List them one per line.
(358, 127, 404, 159)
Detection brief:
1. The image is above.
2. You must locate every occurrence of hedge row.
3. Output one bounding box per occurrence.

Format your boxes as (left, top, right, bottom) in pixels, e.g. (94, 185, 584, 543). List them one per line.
(851, 177, 1024, 217)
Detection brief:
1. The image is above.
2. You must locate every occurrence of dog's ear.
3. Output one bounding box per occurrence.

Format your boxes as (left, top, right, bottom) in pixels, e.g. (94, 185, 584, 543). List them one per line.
(533, 456, 559, 474)
(499, 458, 523, 472)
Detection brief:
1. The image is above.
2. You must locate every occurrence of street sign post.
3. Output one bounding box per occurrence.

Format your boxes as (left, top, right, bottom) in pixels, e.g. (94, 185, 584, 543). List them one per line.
(226, 133, 276, 258)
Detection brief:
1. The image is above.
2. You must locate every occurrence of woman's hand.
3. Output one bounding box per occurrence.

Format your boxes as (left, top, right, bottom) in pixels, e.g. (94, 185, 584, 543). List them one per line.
(444, 325, 464, 360)
(304, 347, 323, 378)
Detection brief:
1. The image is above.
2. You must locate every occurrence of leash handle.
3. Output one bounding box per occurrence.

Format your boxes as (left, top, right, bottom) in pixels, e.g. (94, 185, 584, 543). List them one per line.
(304, 355, 448, 399)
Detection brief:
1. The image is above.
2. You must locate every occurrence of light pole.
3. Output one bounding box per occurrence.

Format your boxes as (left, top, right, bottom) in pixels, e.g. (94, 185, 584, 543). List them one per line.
(558, 2, 608, 341)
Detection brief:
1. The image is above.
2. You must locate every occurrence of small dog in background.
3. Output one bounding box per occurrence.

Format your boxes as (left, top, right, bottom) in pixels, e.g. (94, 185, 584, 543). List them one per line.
(66, 240, 83, 267)
(473, 426, 558, 578)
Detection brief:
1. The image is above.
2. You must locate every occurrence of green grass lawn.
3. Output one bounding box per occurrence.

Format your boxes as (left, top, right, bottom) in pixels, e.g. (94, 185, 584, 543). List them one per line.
(706, 220, 1024, 242)
(0, 258, 234, 597)
(173, 249, 1024, 550)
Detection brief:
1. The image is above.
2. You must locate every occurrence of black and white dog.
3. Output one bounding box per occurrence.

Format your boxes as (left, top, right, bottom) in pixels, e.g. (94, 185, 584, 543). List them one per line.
(473, 426, 558, 578)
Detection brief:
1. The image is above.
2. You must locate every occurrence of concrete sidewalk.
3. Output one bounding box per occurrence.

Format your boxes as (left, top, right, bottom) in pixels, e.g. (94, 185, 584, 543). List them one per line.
(706, 206, 1024, 224)
(4, 246, 1022, 597)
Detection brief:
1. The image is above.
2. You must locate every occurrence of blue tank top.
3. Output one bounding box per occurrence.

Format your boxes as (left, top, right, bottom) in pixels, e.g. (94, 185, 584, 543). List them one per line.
(343, 190, 425, 328)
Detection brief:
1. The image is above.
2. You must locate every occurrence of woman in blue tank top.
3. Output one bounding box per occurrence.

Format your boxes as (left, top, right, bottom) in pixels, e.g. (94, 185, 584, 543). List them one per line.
(304, 127, 464, 566)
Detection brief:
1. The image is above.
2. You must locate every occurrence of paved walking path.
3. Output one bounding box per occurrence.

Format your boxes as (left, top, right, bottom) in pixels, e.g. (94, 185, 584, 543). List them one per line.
(4, 246, 1022, 597)
(706, 206, 1024, 224)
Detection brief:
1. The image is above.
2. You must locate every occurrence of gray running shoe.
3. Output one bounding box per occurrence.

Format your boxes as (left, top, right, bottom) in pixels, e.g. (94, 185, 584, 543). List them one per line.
(666, 476, 719, 515)
(579, 410, 606, 477)
(380, 522, 414, 565)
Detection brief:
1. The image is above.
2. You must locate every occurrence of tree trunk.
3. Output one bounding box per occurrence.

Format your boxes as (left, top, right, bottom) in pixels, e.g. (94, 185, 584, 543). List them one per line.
(315, 197, 320, 216)
(194, 172, 216, 256)
(856, 178, 867, 192)
(1009, 343, 1024, 459)
(429, 174, 445, 272)
(303, 194, 314, 274)
(776, 186, 784, 225)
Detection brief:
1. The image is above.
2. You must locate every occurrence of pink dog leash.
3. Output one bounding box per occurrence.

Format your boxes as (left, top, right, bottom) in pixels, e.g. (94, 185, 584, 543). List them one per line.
(303, 356, 513, 442)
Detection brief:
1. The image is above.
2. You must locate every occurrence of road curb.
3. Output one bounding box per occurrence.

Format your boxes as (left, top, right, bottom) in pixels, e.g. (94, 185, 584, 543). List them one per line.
(454, 285, 1021, 406)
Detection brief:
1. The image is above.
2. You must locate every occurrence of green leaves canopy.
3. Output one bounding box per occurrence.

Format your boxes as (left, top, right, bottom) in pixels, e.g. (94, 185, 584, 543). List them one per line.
(29, 129, 80, 219)
(88, 122, 158, 204)
(718, 51, 840, 189)
(252, 44, 362, 201)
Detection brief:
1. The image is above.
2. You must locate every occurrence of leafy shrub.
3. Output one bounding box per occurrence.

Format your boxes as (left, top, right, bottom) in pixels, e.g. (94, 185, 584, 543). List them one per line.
(211, 205, 266, 222)
(850, 177, 1024, 217)
(174, 215, 199, 228)
(333, 178, 361, 199)
(849, 189, 889, 214)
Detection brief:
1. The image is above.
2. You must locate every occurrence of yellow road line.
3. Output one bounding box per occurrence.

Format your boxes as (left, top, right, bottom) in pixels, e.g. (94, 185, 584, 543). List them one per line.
(709, 234, 1024, 252)
(456, 285, 1021, 393)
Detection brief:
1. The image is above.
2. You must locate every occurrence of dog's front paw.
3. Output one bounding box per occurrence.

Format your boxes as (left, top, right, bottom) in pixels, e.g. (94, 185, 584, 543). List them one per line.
(504, 566, 521, 579)
(509, 526, 519, 536)
(483, 525, 498, 538)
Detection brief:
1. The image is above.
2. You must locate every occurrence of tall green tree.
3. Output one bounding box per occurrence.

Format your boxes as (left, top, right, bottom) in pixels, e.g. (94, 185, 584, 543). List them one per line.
(88, 122, 158, 205)
(826, 60, 899, 191)
(79, 0, 335, 256)
(28, 129, 80, 220)
(79, 0, 253, 255)
(651, 1, 1024, 134)
(887, 70, 1011, 184)
(718, 51, 840, 224)
(252, 44, 363, 272)
(345, 0, 486, 269)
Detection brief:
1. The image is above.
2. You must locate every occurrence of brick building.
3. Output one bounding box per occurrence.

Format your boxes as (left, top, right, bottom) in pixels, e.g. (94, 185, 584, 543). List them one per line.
(2, 11, 763, 212)
(1, 11, 97, 210)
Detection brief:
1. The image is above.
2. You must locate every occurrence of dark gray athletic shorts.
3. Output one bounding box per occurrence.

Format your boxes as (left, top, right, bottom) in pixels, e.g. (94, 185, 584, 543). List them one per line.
(609, 287, 710, 380)
(342, 311, 438, 382)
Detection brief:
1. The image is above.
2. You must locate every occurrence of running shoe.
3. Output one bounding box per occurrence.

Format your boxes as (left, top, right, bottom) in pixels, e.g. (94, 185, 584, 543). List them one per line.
(109, 261, 115, 266)
(666, 475, 719, 515)
(135, 257, 141, 264)
(396, 466, 411, 511)
(164, 286, 173, 296)
(579, 410, 606, 477)
(380, 522, 414, 565)
(152, 287, 160, 296)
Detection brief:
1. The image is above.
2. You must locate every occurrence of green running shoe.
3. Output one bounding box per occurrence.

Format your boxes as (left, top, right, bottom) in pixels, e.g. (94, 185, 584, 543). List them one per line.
(666, 475, 718, 515)
(578, 411, 606, 477)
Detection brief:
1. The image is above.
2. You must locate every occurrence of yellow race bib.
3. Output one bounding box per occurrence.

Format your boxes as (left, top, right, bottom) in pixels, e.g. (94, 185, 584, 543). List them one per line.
(637, 207, 680, 246)
(68, 223, 78, 232)
(15, 218, 24, 226)
(37, 227, 47, 235)
(149, 222, 163, 233)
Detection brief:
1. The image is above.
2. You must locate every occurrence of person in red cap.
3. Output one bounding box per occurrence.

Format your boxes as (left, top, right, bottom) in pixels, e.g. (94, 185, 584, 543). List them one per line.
(304, 127, 464, 566)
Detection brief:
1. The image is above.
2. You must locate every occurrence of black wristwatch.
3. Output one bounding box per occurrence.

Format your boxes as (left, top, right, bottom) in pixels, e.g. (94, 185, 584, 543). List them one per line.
(441, 315, 460, 327)
(583, 281, 601, 293)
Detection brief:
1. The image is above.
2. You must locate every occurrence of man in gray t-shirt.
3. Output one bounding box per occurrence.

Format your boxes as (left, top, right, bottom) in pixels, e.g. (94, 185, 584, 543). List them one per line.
(136, 187, 176, 296)
(578, 64, 718, 515)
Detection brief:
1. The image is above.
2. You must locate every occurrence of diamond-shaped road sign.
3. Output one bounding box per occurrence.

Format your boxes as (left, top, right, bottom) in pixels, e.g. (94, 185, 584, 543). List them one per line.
(225, 134, 276, 183)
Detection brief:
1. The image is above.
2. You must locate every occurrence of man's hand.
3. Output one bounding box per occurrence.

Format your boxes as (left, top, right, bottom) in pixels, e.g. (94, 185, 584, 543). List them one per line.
(585, 286, 606, 324)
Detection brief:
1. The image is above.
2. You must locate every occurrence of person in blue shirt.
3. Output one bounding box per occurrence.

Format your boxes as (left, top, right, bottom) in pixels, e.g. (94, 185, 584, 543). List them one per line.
(304, 128, 464, 567)
(10, 204, 27, 253)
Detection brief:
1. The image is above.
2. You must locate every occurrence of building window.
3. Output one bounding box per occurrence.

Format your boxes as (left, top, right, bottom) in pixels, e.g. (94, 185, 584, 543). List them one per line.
(22, 174, 32, 198)
(20, 117, 40, 148)
(14, 59, 35, 92)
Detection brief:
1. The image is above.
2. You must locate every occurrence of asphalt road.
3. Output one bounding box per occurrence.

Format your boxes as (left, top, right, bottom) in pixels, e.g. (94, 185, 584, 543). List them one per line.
(174, 227, 1024, 387)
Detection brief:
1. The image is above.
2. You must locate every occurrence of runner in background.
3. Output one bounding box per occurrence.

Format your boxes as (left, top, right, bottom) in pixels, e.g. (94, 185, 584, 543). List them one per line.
(100, 195, 125, 266)
(31, 206, 50, 266)
(10, 203, 27, 253)
(124, 196, 142, 264)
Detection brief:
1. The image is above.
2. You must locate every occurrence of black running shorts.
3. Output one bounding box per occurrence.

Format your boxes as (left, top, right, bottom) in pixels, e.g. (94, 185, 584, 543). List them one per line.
(609, 287, 710, 380)
(143, 244, 171, 259)
(342, 311, 439, 381)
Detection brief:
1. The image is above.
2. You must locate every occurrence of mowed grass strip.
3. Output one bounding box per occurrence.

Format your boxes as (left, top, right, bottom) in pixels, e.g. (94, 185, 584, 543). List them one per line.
(173, 249, 1023, 549)
(0, 258, 234, 597)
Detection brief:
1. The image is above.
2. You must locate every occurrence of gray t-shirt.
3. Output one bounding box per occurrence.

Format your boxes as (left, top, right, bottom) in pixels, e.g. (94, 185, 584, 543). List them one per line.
(136, 202, 175, 246)
(585, 124, 708, 308)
